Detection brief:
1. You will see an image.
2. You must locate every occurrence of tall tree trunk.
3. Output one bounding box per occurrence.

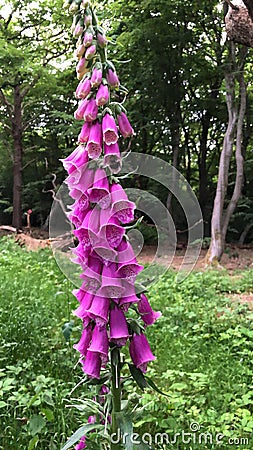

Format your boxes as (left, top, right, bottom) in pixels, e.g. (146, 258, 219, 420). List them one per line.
(207, 45, 247, 264)
(12, 85, 23, 229)
(167, 101, 181, 212)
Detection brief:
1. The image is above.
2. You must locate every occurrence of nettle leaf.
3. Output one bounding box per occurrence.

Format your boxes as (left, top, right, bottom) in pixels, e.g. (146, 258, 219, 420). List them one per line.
(128, 364, 148, 391)
(62, 321, 74, 342)
(28, 415, 47, 436)
(61, 424, 104, 450)
(115, 411, 133, 450)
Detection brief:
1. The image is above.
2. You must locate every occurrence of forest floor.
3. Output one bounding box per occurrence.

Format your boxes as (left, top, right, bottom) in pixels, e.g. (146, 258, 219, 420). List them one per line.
(2, 226, 251, 310)
(0, 227, 252, 271)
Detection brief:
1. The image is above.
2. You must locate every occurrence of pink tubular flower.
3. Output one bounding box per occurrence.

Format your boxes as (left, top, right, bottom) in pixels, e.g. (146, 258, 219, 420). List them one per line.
(96, 84, 109, 106)
(129, 333, 156, 373)
(87, 169, 111, 209)
(75, 436, 86, 450)
(117, 112, 134, 138)
(68, 195, 89, 222)
(85, 295, 110, 326)
(82, 350, 102, 379)
(66, 163, 94, 193)
(75, 78, 91, 99)
(78, 121, 91, 143)
(97, 32, 107, 48)
(106, 68, 120, 88)
(109, 306, 130, 346)
(60, 145, 88, 175)
(83, 31, 93, 47)
(80, 267, 102, 294)
(116, 239, 143, 280)
(71, 243, 90, 268)
(110, 183, 135, 224)
(74, 99, 89, 120)
(138, 293, 161, 326)
(119, 281, 140, 311)
(72, 291, 93, 316)
(98, 263, 125, 298)
(92, 239, 117, 265)
(103, 142, 121, 174)
(87, 122, 102, 159)
(88, 324, 109, 362)
(73, 323, 93, 356)
(84, 98, 98, 122)
(85, 44, 96, 60)
(99, 208, 125, 248)
(102, 113, 118, 145)
(90, 68, 102, 87)
(74, 209, 100, 250)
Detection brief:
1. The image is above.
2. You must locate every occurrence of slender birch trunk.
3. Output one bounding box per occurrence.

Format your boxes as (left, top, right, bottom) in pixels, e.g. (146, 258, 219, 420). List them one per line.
(207, 44, 247, 264)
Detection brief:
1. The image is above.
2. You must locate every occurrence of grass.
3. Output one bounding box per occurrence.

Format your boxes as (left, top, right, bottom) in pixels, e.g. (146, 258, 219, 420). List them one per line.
(0, 236, 253, 449)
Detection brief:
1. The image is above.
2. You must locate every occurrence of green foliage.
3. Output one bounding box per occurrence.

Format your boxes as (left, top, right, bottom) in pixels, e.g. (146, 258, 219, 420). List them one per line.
(1, 238, 253, 449)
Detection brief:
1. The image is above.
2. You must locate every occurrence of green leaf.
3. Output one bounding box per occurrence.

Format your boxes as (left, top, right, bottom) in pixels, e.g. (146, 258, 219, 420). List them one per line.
(28, 435, 39, 450)
(0, 401, 7, 408)
(115, 412, 133, 450)
(28, 415, 47, 436)
(145, 377, 170, 398)
(128, 364, 148, 391)
(43, 393, 54, 406)
(62, 321, 74, 342)
(41, 408, 54, 421)
(61, 424, 104, 450)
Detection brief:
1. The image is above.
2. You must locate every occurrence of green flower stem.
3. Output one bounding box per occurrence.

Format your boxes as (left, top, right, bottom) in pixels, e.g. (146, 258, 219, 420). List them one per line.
(111, 348, 121, 450)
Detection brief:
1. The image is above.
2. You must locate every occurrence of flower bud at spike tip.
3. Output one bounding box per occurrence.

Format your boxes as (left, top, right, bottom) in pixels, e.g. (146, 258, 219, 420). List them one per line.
(76, 57, 88, 74)
(82, 0, 90, 7)
(117, 112, 134, 138)
(83, 31, 93, 47)
(97, 32, 107, 48)
(75, 43, 85, 59)
(73, 23, 84, 37)
(84, 14, 92, 27)
(69, 2, 79, 13)
(91, 68, 102, 87)
(85, 44, 96, 60)
(96, 84, 109, 106)
(106, 68, 120, 88)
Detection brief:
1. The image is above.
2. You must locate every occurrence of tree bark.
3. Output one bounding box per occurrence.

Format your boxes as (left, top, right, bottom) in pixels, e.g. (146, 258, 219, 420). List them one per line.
(207, 44, 247, 264)
(11, 85, 23, 229)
